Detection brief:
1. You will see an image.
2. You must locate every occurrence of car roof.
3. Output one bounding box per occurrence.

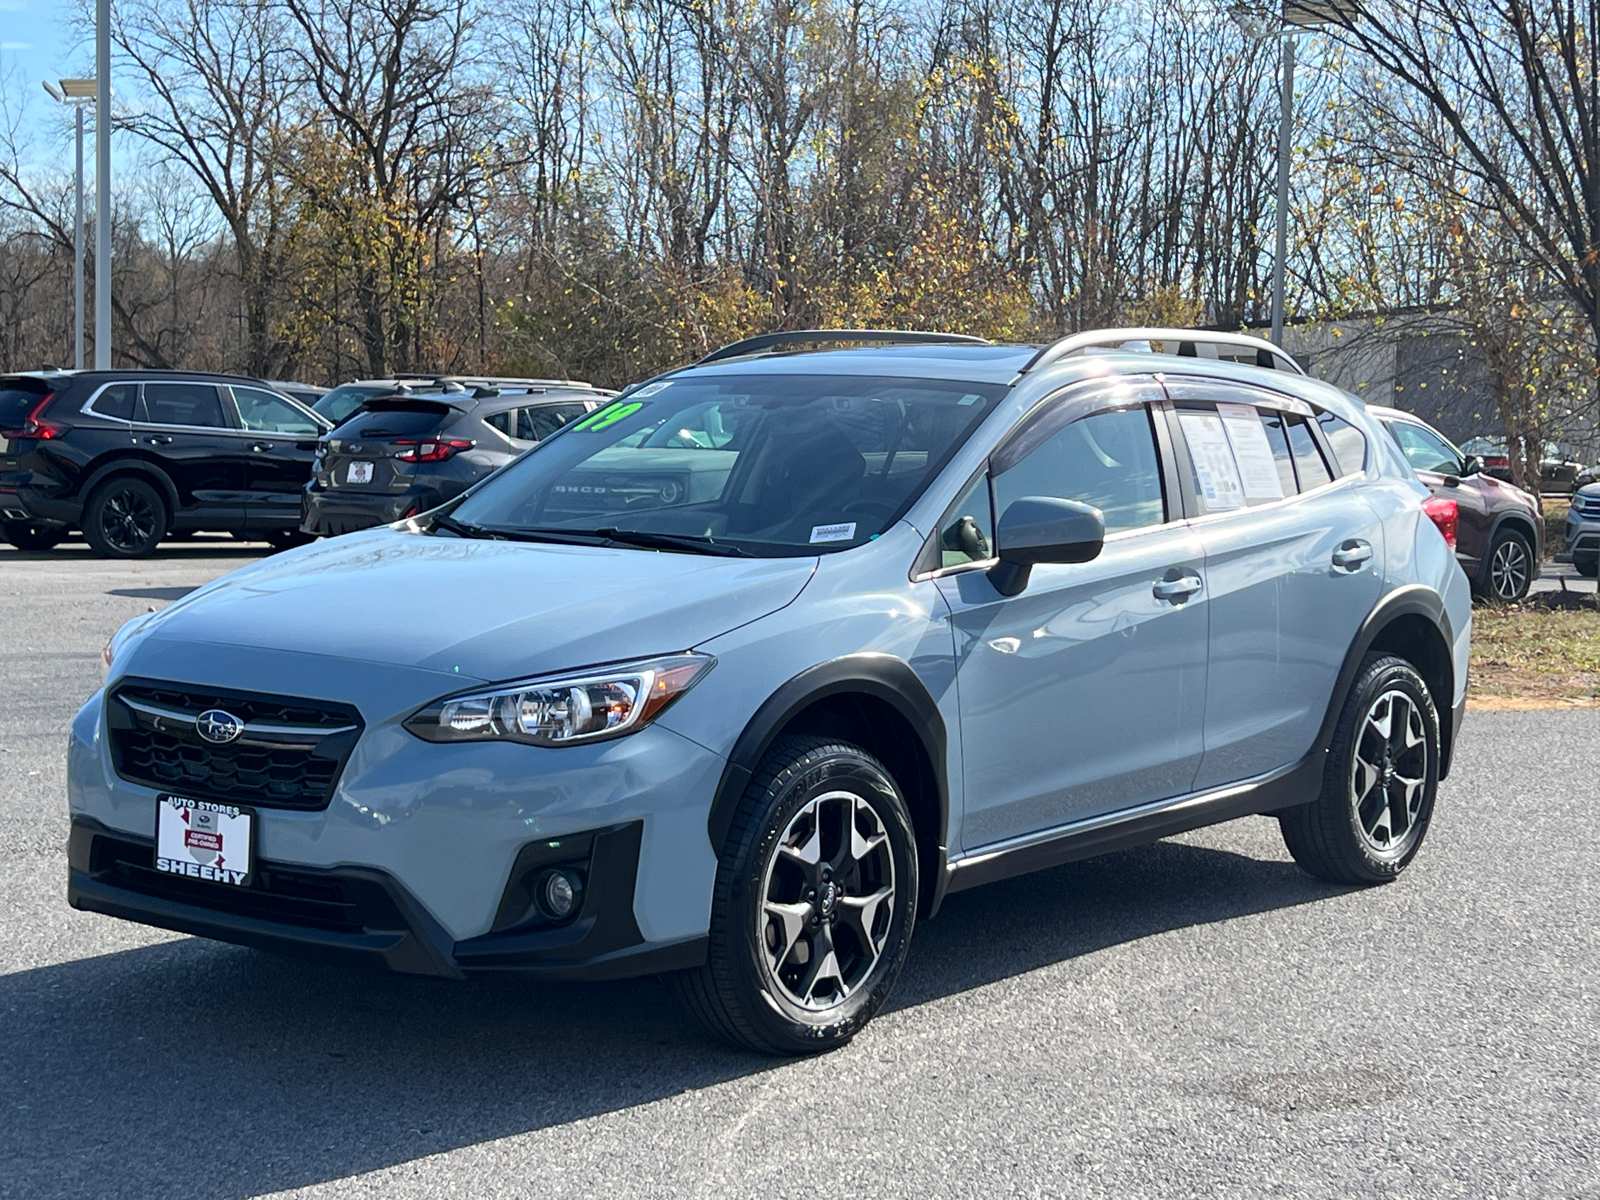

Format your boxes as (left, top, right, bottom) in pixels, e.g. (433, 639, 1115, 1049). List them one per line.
(3, 368, 268, 385)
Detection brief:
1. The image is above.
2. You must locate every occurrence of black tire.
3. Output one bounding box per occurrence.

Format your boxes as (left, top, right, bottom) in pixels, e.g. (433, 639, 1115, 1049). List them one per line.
(674, 735, 919, 1055)
(1, 520, 66, 551)
(1575, 556, 1599, 579)
(83, 477, 169, 558)
(1478, 527, 1534, 602)
(1280, 653, 1440, 885)
(264, 529, 312, 551)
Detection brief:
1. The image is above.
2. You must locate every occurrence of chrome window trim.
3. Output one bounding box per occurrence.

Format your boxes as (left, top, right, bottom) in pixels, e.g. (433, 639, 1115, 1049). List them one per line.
(1181, 473, 1353, 528)
(78, 380, 143, 423)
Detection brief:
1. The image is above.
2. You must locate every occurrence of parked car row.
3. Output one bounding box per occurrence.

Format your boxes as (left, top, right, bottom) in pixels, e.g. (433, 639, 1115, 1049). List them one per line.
(1457, 435, 1600, 492)
(0, 369, 605, 556)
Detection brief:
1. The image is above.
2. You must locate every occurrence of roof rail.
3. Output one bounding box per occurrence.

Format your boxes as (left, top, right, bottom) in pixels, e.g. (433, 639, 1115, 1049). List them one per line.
(1020, 328, 1305, 376)
(696, 328, 990, 366)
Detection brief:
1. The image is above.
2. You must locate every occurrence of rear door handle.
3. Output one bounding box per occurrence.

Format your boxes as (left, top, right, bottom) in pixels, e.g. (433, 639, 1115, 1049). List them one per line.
(1332, 539, 1373, 570)
(250, 442, 274, 452)
(1153, 570, 1203, 603)
(145, 435, 173, 446)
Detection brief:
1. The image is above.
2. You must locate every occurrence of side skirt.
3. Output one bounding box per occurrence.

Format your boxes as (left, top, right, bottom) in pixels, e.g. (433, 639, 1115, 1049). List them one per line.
(941, 753, 1322, 898)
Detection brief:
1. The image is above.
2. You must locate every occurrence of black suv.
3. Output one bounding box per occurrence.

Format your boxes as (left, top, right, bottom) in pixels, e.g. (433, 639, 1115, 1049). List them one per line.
(302, 384, 607, 537)
(0, 370, 331, 557)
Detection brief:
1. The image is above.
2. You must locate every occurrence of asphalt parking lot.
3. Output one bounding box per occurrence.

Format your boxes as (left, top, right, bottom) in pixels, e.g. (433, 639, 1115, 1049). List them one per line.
(1, 544, 1596, 1199)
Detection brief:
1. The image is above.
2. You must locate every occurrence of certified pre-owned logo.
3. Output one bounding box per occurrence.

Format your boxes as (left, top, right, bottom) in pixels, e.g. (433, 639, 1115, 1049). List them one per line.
(196, 709, 246, 744)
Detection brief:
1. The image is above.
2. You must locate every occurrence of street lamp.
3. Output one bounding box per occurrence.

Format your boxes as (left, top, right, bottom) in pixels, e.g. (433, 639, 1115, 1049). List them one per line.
(1231, 0, 1348, 348)
(42, 78, 95, 371)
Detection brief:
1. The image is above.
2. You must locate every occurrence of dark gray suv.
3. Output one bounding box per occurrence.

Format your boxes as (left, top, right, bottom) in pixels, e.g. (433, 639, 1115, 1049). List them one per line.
(302, 385, 608, 536)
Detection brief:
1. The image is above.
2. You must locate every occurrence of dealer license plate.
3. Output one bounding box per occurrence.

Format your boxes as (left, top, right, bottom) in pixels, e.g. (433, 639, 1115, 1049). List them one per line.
(155, 795, 254, 887)
(346, 461, 374, 484)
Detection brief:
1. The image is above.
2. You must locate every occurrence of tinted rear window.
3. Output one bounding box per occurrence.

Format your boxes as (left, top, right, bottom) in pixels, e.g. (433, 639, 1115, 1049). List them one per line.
(0, 382, 51, 426)
(335, 404, 454, 439)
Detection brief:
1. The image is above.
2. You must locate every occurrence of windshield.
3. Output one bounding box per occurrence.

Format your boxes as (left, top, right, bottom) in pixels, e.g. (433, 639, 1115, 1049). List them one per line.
(445, 373, 1005, 556)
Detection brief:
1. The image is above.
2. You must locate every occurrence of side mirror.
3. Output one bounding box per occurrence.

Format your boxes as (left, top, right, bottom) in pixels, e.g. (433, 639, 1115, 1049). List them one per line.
(1460, 454, 1481, 477)
(988, 497, 1105, 597)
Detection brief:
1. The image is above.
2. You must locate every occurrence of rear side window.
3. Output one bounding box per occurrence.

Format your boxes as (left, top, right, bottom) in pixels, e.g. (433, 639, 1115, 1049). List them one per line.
(1285, 415, 1333, 489)
(231, 386, 321, 435)
(1316, 409, 1367, 476)
(993, 406, 1165, 535)
(0, 382, 51, 427)
(92, 384, 138, 421)
(143, 382, 226, 428)
(1259, 411, 1299, 497)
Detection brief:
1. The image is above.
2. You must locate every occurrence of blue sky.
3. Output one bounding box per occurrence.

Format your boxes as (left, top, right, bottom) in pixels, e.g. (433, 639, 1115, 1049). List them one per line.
(2, 0, 91, 164)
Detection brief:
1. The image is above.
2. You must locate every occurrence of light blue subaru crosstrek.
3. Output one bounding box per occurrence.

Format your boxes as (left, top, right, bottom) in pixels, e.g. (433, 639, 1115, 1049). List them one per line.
(70, 328, 1471, 1054)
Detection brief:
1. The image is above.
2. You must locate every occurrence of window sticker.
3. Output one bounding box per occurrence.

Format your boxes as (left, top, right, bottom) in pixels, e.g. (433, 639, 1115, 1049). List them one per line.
(572, 400, 643, 432)
(809, 522, 857, 544)
(1217, 402, 1285, 502)
(632, 380, 673, 398)
(1179, 412, 1245, 511)
(958, 393, 983, 406)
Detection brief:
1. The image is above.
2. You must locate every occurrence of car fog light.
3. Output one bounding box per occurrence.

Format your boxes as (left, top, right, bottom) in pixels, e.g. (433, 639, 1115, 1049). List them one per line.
(540, 869, 581, 919)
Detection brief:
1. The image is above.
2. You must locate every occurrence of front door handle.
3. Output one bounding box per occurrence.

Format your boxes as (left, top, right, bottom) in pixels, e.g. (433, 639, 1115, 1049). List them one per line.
(1153, 570, 1203, 603)
(145, 435, 173, 446)
(250, 442, 274, 452)
(1332, 539, 1373, 570)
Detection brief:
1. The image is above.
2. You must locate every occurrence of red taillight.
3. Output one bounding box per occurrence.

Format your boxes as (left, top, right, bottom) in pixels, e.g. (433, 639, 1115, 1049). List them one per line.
(393, 438, 473, 463)
(1422, 495, 1458, 549)
(0, 393, 62, 439)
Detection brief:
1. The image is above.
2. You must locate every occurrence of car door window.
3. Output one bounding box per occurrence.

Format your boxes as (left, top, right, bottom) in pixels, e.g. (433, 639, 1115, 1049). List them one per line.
(518, 403, 588, 441)
(1386, 419, 1462, 475)
(993, 405, 1165, 535)
(1259, 410, 1299, 497)
(1285, 414, 1333, 488)
(142, 382, 227, 428)
(231, 387, 320, 435)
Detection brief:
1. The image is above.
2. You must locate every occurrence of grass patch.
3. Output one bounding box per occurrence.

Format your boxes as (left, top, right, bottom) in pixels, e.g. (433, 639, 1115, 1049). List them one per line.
(1469, 597, 1600, 706)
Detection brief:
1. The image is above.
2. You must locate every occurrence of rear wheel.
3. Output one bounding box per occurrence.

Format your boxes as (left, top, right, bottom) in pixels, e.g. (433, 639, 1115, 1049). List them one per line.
(1280, 653, 1440, 885)
(1, 520, 66, 551)
(675, 735, 918, 1055)
(1480, 528, 1533, 602)
(83, 477, 168, 558)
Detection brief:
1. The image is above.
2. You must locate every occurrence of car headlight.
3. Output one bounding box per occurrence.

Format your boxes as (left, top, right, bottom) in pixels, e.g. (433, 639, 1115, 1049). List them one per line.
(403, 653, 714, 746)
(102, 611, 157, 680)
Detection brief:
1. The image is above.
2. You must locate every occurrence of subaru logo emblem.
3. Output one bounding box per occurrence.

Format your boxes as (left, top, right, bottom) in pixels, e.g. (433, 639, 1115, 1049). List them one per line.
(196, 709, 245, 744)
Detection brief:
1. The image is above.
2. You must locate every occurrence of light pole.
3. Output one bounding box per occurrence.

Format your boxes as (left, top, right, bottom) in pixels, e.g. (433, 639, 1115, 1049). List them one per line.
(95, 0, 112, 369)
(1231, 1, 1338, 347)
(42, 78, 96, 371)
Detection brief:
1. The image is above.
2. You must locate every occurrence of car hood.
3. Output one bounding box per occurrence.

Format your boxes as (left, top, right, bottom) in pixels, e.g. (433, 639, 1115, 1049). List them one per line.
(132, 528, 816, 681)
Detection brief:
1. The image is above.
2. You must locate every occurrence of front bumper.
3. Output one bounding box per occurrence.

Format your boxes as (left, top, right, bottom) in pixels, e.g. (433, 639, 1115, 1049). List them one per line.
(1567, 515, 1599, 562)
(69, 651, 727, 976)
(68, 816, 707, 980)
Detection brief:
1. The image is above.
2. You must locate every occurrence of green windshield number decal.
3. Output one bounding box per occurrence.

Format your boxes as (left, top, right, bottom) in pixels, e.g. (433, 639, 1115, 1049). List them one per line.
(575, 401, 643, 432)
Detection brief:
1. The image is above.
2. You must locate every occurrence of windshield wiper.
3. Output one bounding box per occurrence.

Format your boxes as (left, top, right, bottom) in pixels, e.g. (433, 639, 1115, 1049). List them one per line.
(429, 514, 498, 539)
(592, 527, 751, 557)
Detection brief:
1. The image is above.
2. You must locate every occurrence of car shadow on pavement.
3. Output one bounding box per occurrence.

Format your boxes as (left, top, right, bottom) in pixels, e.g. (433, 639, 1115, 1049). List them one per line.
(0, 837, 1344, 1200)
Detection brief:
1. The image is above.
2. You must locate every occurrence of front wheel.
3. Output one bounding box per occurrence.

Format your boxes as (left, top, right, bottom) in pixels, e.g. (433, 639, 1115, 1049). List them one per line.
(675, 736, 919, 1054)
(1280, 653, 1440, 885)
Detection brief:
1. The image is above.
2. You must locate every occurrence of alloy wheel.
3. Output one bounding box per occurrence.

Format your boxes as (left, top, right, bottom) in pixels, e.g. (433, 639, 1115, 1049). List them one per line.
(1489, 537, 1530, 601)
(1349, 689, 1429, 856)
(101, 488, 159, 553)
(756, 789, 896, 1012)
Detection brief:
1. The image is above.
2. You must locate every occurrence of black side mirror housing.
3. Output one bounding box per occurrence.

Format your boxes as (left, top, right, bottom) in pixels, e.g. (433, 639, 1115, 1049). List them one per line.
(987, 497, 1106, 596)
(1460, 454, 1481, 477)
